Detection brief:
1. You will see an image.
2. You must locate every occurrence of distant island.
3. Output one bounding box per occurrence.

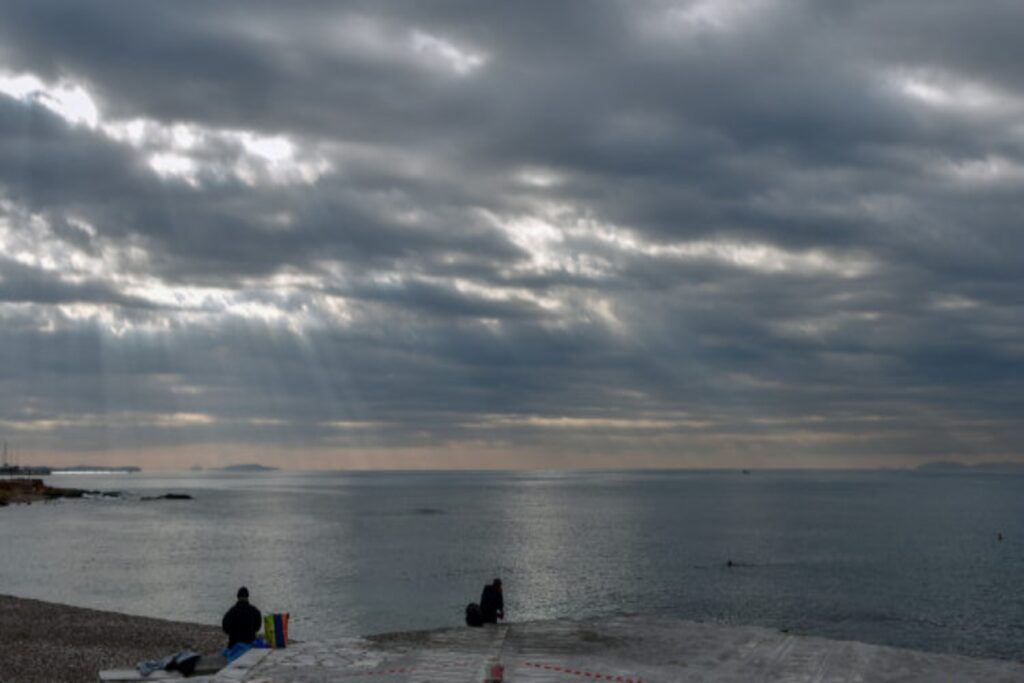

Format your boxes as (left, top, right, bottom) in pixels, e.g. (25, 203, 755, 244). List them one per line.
(218, 463, 279, 472)
(916, 461, 1024, 473)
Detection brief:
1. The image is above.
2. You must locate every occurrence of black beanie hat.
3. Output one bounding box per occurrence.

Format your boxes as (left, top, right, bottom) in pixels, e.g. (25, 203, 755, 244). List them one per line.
(237, 586, 249, 599)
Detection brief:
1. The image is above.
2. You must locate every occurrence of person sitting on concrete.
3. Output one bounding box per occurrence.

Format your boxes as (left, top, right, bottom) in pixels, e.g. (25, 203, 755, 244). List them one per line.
(480, 578, 504, 624)
(222, 586, 262, 647)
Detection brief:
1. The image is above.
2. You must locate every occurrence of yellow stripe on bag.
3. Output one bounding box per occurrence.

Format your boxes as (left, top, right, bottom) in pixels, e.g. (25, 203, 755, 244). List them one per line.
(263, 613, 289, 648)
(263, 614, 275, 647)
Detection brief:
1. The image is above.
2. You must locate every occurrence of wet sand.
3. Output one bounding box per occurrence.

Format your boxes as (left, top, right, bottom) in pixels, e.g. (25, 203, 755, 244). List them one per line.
(0, 594, 224, 682)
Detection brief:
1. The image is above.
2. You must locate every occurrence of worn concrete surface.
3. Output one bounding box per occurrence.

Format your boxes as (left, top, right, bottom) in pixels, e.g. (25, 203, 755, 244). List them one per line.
(209, 615, 1024, 682)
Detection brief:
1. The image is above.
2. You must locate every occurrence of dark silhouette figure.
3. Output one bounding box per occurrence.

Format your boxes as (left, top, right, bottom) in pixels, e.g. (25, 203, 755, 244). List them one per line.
(222, 586, 262, 647)
(465, 601, 483, 627)
(480, 578, 504, 624)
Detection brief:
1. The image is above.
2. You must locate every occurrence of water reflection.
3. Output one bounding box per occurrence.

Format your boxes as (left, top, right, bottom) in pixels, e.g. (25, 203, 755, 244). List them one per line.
(0, 470, 1021, 659)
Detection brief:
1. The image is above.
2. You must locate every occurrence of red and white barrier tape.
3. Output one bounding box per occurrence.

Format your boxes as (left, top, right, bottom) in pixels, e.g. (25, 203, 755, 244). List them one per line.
(331, 666, 413, 678)
(523, 661, 644, 682)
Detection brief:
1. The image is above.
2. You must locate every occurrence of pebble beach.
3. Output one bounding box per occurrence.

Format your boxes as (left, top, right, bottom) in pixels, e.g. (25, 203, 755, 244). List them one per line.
(0, 594, 224, 682)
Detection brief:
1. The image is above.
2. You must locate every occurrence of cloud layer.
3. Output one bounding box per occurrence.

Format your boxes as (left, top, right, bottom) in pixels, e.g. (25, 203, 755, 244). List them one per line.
(1, 1, 1022, 468)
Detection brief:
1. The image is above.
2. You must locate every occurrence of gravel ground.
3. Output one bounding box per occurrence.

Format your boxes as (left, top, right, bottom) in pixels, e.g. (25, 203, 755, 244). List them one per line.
(0, 594, 225, 682)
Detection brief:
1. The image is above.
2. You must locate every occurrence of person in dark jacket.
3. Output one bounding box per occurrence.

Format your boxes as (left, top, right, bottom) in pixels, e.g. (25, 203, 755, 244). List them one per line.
(222, 586, 262, 647)
(480, 578, 504, 624)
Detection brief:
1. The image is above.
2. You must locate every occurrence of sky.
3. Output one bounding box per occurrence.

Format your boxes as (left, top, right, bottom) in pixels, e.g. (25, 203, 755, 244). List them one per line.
(0, 1, 1022, 470)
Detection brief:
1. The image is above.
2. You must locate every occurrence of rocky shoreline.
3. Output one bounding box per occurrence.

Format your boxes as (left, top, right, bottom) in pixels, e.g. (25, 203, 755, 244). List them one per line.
(0, 478, 116, 506)
(0, 594, 224, 682)
(0, 479, 192, 506)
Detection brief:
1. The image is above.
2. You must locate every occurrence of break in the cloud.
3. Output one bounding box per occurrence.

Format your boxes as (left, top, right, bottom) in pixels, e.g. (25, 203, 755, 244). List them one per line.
(0, 0, 1022, 469)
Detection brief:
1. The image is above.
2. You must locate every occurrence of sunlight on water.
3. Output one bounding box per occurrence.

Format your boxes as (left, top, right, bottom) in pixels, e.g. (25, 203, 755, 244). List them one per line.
(1, 470, 1022, 660)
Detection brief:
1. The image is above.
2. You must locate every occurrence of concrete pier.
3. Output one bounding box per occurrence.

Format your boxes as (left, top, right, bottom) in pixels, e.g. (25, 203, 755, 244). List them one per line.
(207, 615, 1023, 682)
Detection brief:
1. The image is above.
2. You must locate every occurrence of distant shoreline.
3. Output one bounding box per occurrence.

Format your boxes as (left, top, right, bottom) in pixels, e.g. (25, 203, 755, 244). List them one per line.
(1, 465, 141, 476)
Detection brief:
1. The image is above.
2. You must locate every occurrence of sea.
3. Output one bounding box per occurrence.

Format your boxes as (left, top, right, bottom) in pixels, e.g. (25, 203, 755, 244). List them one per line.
(1, 469, 1021, 660)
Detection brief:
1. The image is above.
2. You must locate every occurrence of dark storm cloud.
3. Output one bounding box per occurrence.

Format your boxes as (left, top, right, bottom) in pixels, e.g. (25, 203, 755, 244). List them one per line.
(0, 0, 1022, 465)
(0, 257, 154, 308)
(0, 92, 523, 282)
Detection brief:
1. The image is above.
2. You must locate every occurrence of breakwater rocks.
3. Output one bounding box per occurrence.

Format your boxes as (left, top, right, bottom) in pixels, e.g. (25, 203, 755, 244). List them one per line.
(140, 493, 193, 501)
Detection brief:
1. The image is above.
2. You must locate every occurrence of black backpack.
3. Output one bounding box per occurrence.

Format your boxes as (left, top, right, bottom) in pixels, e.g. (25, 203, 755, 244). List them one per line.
(465, 602, 483, 627)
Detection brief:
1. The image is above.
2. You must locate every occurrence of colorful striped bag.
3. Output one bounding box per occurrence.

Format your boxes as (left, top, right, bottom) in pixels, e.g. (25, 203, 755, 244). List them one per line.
(263, 613, 289, 649)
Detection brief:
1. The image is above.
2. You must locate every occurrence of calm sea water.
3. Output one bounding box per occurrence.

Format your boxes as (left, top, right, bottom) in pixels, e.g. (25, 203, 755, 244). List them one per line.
(1, 470, 1022, 659)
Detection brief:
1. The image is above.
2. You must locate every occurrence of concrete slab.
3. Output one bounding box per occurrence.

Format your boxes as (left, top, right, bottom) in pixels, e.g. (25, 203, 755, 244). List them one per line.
(225, 616, 1024, 682)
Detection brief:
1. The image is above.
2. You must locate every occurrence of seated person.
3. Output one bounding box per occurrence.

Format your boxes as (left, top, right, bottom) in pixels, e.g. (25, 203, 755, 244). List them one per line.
(480, 578, 504, 624)
(222, 586, 262, 647)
